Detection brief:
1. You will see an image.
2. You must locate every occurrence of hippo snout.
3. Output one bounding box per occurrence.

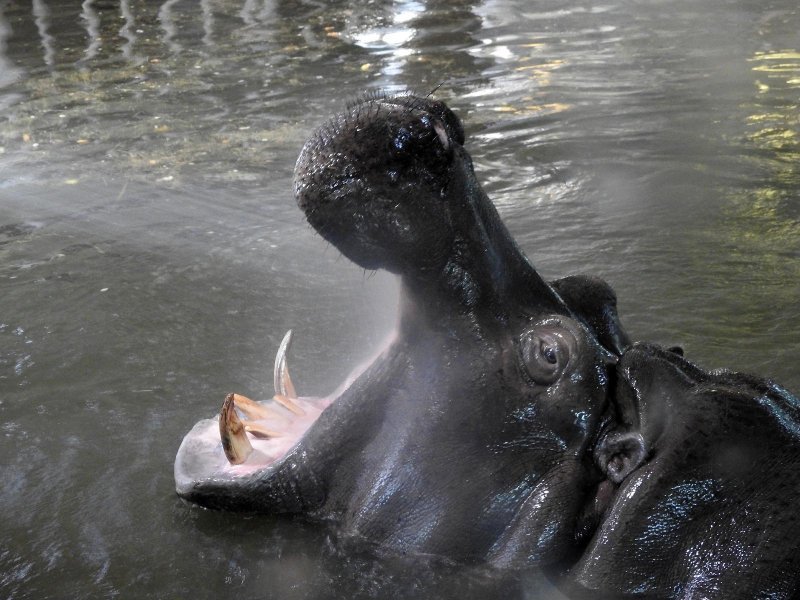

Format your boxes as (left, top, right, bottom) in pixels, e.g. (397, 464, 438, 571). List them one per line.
(292, 92, 473, 275)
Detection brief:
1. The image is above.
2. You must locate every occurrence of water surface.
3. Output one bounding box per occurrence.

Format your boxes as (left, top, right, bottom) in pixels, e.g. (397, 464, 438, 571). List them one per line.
(1, 0, 798, 598)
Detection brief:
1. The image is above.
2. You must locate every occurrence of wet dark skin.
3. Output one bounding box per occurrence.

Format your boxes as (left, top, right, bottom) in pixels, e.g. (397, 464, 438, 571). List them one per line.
(563, 344, 800, 598)
(176, 92, 628, 566)
(175, 94, 800, 598)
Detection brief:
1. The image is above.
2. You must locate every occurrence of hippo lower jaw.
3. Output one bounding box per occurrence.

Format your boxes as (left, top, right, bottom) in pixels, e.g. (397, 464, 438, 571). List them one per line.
(174, 316, 617, 565)
(174, 330, 342, 512)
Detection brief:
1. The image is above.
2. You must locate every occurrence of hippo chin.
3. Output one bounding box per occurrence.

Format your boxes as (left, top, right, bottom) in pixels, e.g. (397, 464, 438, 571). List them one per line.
(175, 92, 629, 566)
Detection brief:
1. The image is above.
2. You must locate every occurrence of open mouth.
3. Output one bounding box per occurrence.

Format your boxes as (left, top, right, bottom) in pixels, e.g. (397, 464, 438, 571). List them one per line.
(174, 331, 331, 491)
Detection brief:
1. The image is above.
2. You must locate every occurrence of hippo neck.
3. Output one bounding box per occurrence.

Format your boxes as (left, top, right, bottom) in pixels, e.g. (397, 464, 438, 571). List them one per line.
(400, 154, 566, 328)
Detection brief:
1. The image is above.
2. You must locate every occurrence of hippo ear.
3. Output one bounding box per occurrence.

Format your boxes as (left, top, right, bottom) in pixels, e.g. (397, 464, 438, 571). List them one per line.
(595, 431, 647, 484)
(549, 274, 631, 356)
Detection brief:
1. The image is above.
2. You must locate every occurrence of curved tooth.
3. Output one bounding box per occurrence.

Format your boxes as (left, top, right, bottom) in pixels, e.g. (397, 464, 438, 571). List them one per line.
(282, 364, 298, 400)
(273, 393, 305, 416)
(219, 393, 253, 465)
(273, 329, 298, 399)
(243, 421, 283, 439)
(232, 393, 281, 421)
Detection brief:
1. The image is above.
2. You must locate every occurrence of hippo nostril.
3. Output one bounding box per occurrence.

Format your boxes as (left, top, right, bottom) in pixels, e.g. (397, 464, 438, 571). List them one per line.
(293, 93, 467, 275)
(393, 126, 413, 152)
(390, 117, 452, 159)
(424, 98, 466, 145)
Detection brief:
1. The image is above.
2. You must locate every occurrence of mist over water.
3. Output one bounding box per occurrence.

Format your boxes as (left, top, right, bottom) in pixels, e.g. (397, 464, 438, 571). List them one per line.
(0, 0, 798, 598)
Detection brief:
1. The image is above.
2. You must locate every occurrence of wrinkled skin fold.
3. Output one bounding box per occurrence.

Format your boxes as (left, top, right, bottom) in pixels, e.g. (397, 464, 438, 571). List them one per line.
(175, 93, 800, 598)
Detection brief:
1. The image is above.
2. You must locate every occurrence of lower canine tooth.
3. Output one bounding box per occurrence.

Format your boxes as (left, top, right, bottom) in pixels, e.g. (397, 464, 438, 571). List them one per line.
(220, 393, 253, 465)
(282, 365, 298, 400)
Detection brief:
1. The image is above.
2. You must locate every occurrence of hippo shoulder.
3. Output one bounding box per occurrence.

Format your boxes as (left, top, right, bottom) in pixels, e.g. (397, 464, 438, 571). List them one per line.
(571, 356, 800, 599)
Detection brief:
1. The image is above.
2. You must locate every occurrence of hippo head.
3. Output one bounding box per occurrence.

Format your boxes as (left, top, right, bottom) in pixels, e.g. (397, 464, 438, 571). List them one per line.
(175, 93, 627, 566)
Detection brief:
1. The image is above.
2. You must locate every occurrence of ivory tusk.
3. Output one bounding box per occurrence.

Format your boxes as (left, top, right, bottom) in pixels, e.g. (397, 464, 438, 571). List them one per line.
(243, 421, 283, 439)
(273, 330, 298, 399)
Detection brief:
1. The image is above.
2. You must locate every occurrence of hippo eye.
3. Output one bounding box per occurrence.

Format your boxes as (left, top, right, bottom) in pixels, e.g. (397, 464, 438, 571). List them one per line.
(542, 344, 558, 364)
(517, 327, 574, 385)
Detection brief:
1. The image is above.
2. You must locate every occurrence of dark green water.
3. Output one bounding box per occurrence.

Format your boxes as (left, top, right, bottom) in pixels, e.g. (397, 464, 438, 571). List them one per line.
(1, 0, 798, 598)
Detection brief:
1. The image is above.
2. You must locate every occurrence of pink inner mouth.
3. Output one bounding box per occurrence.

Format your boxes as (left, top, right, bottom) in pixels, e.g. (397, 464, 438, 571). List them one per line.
(174, 395, 332, 490)
(225, 395, 332, 476)
(175, 329, 394, 494)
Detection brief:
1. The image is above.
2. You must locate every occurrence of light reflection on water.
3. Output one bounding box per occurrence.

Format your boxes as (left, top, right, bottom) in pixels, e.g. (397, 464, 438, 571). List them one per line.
(0, 0, 798, 598)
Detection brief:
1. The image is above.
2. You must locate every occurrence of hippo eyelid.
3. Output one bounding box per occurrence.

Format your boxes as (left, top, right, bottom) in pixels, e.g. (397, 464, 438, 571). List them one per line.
(543, 343, 558, 364)
(515, 330, 570, 386)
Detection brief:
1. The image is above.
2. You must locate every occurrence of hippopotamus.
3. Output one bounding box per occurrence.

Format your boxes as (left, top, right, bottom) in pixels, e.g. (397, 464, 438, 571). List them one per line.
(562, 343, 800, 598)
(175, 92, 630, 567)
(175, 93, 800, 598)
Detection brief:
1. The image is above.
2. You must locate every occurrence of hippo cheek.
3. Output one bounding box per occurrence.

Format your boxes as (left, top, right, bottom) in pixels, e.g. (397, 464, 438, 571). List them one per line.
(485, 348, 662, 573)
(485, 317, 616, 568)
